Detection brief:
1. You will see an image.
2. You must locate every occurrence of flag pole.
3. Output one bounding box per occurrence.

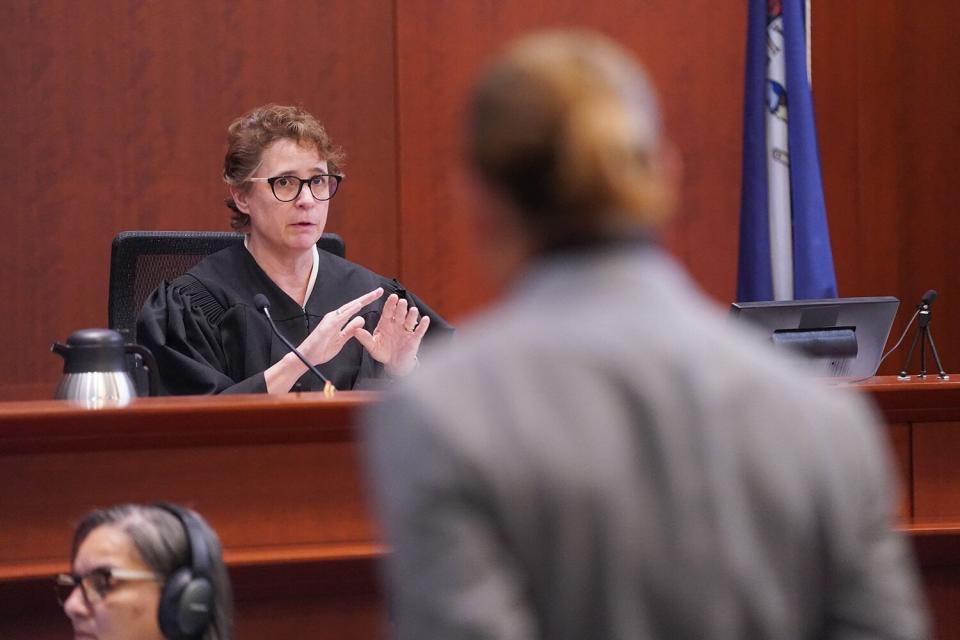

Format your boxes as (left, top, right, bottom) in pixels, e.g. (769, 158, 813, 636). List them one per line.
(806, 0, 812, 86)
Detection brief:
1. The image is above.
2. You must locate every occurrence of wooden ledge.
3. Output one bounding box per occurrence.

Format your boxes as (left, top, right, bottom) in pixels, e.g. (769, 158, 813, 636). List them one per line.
(0, 391, 380, 454)
(855, 376, 960, 423)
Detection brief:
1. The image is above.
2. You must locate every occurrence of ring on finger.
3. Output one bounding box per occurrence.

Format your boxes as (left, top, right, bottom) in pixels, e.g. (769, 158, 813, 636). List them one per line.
(335, 308, 342, 317)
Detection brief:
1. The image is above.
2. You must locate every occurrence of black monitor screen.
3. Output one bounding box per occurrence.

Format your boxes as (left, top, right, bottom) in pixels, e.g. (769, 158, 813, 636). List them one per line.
(730, 296, 899, 379)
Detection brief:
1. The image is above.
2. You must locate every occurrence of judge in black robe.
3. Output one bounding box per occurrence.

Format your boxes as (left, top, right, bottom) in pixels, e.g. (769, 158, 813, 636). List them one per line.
(139, 104, 452, 395)
(137, 242, 453, 395)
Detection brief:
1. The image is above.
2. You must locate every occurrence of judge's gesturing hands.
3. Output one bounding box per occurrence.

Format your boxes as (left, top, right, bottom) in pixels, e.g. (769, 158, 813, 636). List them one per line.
(352, 293, 430, 376)
(306, 289, 430, 376)
(265, 287, 429, 393)
(298, 287, 386, 365)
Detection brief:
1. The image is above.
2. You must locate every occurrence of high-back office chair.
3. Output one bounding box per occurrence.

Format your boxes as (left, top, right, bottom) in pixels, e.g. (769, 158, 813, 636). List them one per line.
(108, 230, 346, 343)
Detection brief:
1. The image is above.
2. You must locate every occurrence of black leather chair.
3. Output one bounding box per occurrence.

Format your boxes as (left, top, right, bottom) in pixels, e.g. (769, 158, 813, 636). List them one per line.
(108, 230, 346, 342)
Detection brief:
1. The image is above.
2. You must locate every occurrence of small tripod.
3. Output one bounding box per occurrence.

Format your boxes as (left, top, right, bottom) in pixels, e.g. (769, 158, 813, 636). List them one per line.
(898, 292, 948, 380)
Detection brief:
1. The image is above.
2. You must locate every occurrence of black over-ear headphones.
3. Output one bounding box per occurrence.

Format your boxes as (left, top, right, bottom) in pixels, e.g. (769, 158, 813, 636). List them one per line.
(154, 503, 215, 640)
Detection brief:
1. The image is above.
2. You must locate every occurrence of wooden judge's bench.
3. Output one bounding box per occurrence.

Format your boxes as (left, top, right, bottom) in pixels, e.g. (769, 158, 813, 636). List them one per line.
(1, 377, 959, 639)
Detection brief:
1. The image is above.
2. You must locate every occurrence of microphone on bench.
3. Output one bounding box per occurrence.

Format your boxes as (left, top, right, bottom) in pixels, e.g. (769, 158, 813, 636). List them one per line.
(254, 293, 335, 395)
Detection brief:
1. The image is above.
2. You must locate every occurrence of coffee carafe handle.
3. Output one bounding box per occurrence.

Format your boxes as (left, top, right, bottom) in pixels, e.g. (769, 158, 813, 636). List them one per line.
(125, 344, 160, 397)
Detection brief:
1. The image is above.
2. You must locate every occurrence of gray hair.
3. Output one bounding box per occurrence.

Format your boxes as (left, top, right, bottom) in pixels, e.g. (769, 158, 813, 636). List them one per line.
(72, 503, 233, 640)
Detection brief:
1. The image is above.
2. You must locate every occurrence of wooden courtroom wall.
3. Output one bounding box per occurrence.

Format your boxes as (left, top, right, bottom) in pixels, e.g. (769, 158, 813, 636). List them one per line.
(393, 2, 748, 317)
(813, 3, 960, 376)
(0, 4, 957, 390)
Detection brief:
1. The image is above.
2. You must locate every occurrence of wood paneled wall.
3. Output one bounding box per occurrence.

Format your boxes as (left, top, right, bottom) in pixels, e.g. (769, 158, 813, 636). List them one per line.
(394, 1, 747, 318)
(813, 2, 960, 376)
(1, 2, 957, 398)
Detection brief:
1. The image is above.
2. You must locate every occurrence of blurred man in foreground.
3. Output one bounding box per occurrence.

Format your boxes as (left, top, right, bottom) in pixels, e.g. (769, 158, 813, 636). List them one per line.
(363, 30, 928, 639)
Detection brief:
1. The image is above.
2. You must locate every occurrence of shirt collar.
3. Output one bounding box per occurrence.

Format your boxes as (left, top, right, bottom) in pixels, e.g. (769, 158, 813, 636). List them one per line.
(243, 234, 320, 309)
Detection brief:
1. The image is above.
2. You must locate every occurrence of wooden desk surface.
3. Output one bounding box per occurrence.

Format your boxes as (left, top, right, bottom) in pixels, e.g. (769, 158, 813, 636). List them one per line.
(0, 390, 379, 454)
(852, 375, 960, 422)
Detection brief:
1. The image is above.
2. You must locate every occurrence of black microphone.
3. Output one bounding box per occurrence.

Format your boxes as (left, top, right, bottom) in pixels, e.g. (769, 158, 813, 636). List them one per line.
(253, 294, 335, 394)
(920, 289, 938, 308)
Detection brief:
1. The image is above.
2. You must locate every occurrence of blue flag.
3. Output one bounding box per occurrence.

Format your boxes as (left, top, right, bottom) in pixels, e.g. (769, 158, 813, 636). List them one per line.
(737, 0, 837, 302)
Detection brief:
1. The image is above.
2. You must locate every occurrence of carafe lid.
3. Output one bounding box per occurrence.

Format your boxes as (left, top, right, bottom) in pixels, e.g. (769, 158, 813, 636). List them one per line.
(54, 328, 129, 373)
(66, 328, 125, 349)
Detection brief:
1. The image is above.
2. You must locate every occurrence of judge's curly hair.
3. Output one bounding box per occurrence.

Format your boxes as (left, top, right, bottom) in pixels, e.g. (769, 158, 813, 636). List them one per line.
(223, 104, 345, 230)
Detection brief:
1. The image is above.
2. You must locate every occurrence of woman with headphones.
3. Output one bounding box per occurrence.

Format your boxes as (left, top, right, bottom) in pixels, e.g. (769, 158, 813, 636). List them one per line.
(57, 503, 232, 640)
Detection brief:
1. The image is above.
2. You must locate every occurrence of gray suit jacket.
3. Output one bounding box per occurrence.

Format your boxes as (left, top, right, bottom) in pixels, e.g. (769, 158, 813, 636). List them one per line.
(363, 245, 929, 639)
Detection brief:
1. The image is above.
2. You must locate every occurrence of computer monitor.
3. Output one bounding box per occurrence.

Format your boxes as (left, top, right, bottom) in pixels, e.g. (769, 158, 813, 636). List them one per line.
(729, 296, 900, 379)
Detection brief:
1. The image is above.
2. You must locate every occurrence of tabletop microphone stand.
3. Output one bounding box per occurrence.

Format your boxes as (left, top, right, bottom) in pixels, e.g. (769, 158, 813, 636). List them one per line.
(898, 289, 948, 380)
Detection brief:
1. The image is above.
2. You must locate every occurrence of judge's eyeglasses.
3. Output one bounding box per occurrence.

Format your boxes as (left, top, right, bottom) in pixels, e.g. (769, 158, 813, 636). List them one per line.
(247, 173, 342, 202)
(55, 567, 160, 606)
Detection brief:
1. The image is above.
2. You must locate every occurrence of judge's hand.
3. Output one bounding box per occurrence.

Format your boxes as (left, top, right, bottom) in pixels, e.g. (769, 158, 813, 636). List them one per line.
(353, 293, 430, 376)
(299, 287, 385, 365)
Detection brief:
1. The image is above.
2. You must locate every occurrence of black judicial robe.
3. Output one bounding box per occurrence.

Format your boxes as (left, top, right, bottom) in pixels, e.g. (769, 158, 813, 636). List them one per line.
(136, 243, 454, 395)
